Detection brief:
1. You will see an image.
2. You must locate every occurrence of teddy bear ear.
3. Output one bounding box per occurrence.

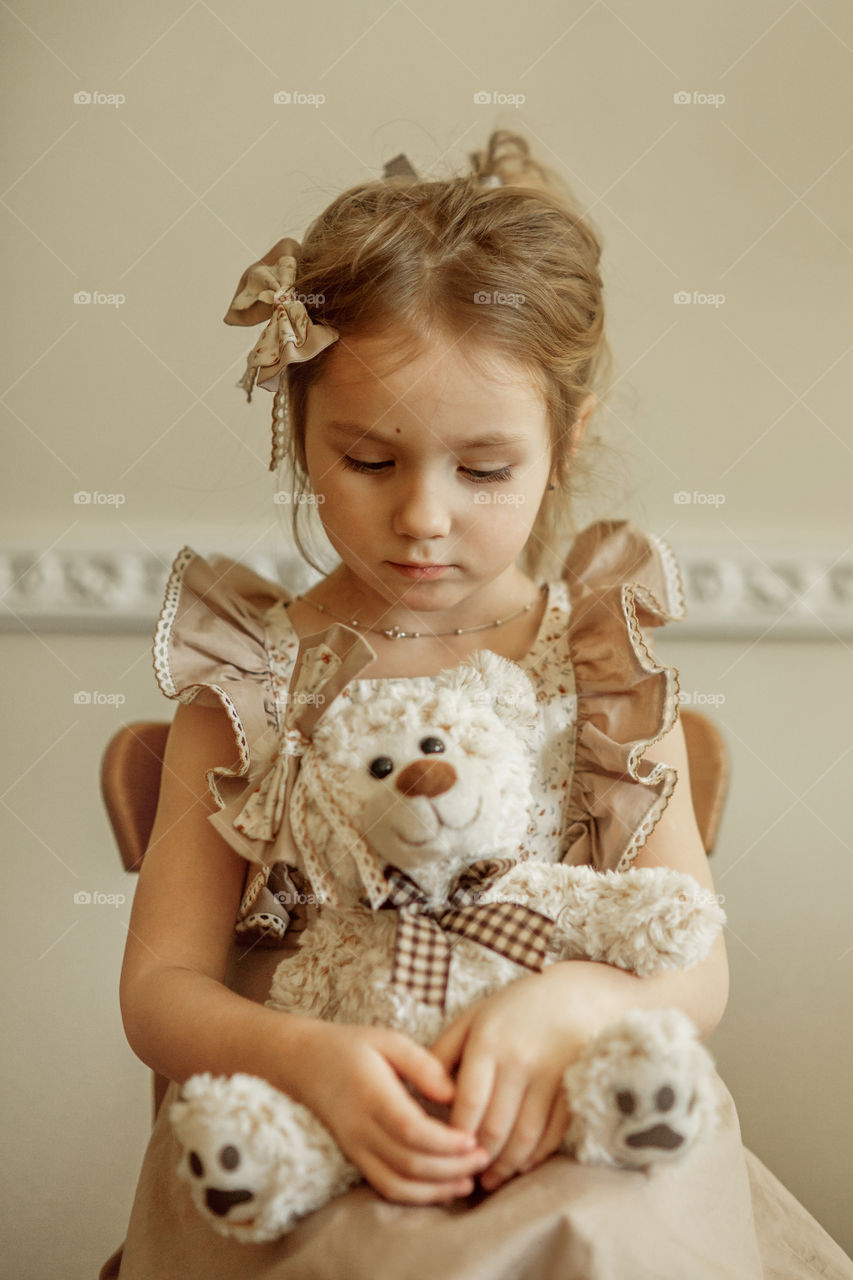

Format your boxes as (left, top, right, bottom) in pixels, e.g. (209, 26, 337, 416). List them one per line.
(443, 650, 541, 748)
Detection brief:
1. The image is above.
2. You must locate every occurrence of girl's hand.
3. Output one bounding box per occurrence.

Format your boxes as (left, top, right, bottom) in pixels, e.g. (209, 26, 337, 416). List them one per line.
(292, 1021, 491, 1204)
(430, 965, 602, 1191)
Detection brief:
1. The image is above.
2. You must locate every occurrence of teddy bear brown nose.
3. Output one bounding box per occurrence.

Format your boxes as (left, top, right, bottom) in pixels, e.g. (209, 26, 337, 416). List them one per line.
(395, 758, 457, 798)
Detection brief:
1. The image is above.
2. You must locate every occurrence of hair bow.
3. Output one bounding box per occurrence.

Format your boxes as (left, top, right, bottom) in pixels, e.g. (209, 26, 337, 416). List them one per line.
(223, 236, 340, 403)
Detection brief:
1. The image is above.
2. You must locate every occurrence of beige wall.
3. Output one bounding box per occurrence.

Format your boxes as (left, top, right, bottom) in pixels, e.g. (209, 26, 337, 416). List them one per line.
(2, 2, 852, 1275)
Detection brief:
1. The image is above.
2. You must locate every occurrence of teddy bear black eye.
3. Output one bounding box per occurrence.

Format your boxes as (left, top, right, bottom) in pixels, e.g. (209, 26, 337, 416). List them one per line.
(219, 1144, 240, 1171)
(419, 737, 445, 755)
(189, 1151, 204, 1178)
(369, 756, 394, 779)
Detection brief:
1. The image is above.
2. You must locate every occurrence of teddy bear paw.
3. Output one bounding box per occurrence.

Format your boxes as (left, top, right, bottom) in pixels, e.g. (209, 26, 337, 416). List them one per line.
(170, 1073, 360, 1241)
(563, 1008, 718, 1171)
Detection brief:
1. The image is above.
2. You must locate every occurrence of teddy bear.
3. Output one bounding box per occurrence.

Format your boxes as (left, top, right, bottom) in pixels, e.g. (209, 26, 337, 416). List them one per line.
(171, 644, 725, 1243)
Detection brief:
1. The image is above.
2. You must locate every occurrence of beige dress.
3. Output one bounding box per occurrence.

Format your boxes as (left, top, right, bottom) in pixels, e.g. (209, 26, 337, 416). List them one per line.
(100, 520, 853, 1280)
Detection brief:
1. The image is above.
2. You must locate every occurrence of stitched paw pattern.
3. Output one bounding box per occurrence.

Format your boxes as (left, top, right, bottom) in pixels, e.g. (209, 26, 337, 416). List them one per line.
(563, 1008, 719, 1171)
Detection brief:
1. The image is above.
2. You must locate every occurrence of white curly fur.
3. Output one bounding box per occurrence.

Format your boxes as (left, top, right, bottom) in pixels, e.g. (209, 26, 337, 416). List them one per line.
(171, 651, 724, 1242)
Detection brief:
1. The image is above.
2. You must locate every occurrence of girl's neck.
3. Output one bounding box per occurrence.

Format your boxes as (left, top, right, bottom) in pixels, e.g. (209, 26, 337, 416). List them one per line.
(285, 567, 548, 678)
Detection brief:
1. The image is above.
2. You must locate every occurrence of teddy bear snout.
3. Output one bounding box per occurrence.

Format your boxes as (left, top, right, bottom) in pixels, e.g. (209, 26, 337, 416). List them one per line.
(395, 758, 457, 798)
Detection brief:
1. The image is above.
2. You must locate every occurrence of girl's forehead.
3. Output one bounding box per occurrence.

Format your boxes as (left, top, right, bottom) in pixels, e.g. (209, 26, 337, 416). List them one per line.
(313, 331, 545, 409)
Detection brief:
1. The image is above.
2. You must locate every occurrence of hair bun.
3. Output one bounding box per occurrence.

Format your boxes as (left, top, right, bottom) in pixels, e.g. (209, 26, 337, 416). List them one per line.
(469, 130, 553, 193)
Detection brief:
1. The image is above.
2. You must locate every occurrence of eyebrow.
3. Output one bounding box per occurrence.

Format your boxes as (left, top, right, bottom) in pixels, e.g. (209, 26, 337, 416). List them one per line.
(323, 421, 527, 450)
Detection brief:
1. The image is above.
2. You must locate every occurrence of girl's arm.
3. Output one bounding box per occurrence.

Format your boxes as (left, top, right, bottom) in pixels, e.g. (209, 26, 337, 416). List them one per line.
(432, 715, 729, 1189)
(119, 701, 489, 1203)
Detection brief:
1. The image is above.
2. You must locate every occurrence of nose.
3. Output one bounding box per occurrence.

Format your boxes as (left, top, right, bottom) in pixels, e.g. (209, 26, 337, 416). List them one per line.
(391, 472, 452, 541)
(396, 758, 457, 798)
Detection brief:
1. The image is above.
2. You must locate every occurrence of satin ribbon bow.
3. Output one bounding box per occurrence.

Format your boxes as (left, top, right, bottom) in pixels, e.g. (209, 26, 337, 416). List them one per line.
(223, 236, 339, 403)
(380, 859, 554, 1011)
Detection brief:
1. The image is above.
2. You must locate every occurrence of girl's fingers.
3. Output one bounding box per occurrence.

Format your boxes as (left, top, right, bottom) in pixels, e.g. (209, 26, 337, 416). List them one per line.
(520, 1090, 571, 1174)
(482, 1083, 570, 1190)
(448, 1048, 497, 1137)
(373, 1072, 480, 1157)
(430, 1010, 472, 1072)
(359, 1148, 477, 1206)
(368, 1128, 490, 1185)
(471, 1070, 528, 1169)
(383, 1034, 457, 1105)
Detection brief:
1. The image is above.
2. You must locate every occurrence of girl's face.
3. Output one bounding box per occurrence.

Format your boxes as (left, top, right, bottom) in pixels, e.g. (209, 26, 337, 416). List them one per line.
(303, 330, 554, 617)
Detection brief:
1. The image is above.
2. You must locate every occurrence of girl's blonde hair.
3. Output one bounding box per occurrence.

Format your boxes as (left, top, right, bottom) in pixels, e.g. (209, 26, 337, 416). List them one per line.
(280, 129, 613, 581)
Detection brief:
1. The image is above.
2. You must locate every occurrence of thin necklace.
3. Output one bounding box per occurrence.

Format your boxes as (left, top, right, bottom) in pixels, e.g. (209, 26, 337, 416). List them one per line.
(291, 582, 547, 641)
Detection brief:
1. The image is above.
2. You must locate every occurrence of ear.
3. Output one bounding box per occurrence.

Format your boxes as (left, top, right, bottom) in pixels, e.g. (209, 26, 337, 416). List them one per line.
(444, 651, 540, 749)
(568, 393, 596, 457)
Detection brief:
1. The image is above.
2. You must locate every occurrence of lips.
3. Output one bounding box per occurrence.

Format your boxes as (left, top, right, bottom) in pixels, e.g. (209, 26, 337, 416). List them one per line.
(387, 562, 451, 579)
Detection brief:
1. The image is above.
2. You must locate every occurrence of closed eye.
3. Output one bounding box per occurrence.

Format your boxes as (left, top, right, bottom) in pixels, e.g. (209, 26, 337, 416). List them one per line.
(340, 458, 389, 473)
(341, 457, 514, 484)
(465, 466, 513, 483)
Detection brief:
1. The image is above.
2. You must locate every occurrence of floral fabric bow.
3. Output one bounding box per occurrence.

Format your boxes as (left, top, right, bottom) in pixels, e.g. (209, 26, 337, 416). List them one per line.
(380, 860, 554, 1011)
(223, 236, 340, 404)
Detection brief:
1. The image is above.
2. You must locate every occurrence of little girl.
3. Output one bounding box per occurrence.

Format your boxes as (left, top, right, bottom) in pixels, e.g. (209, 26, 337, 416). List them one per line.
(101, 133, 852, 1280)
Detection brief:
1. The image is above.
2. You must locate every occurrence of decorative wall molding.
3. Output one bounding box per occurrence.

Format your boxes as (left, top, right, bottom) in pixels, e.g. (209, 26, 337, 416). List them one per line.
(1, 543, 852, 639)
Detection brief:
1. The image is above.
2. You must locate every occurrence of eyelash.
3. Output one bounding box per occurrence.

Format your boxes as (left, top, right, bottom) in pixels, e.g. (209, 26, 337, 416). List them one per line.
(341, 457, 515, 484)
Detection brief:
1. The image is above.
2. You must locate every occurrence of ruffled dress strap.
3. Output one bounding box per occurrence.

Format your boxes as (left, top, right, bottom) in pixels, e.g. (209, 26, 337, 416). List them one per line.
(153, 546, 289, 806)
(152, 547, 303, 943)
(561, 520, 687, 873)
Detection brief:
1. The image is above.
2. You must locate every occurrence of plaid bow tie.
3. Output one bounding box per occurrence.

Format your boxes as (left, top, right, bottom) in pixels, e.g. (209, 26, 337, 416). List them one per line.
(380, 859, 554, 1011)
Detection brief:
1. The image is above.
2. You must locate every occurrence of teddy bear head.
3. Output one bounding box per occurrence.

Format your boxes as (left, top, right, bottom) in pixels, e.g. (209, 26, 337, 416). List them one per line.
(288, 649, 542, 906)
